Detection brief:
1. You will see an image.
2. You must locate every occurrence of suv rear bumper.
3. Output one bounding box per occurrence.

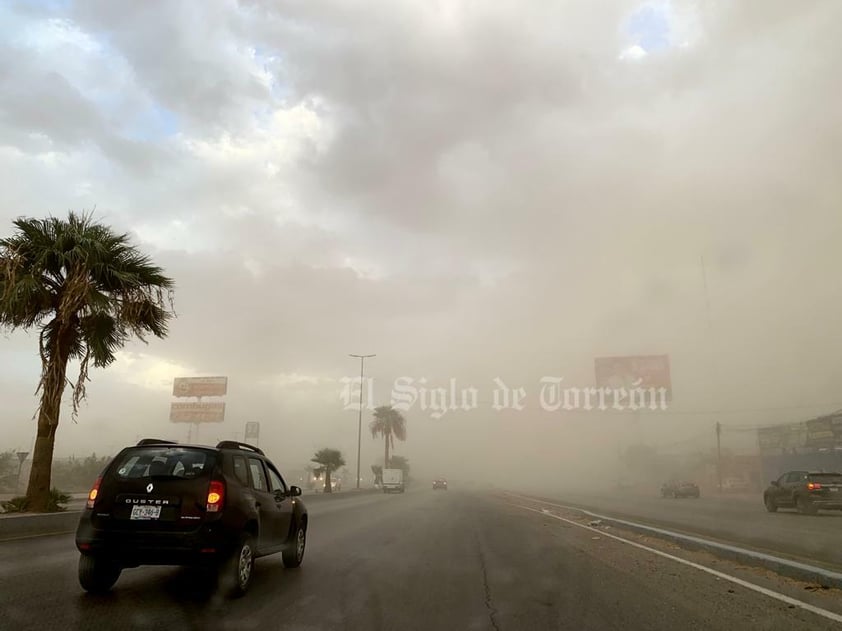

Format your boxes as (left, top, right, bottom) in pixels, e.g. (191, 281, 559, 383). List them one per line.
(808, 498, 842, 510)
(75, 511, 234, 566)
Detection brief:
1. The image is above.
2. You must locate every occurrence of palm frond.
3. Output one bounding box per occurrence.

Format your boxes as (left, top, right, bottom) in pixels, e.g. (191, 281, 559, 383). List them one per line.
(0, 210, 175, 423)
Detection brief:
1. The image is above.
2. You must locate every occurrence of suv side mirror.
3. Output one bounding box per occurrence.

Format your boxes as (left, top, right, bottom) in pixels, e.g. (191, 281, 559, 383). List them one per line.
(289, 485, 302, 497)
(770, 480, 779, 487)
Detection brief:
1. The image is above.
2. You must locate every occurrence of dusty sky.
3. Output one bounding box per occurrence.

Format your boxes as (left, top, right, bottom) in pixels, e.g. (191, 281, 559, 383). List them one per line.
(1, 0, 841, 484)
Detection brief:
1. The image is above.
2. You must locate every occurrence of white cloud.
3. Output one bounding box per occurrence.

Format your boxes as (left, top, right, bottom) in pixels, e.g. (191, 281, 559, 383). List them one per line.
(619, 44, 648, 61)
(107, 352, 194, 393)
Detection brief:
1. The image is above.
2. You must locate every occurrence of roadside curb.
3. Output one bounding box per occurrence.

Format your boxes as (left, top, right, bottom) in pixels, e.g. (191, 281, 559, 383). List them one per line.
(506, 493, 842, 590)
(0, 510, 81, 541)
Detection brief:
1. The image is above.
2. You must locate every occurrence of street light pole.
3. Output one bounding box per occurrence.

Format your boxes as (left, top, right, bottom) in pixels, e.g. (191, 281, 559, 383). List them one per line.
(349, 353, 375, 489)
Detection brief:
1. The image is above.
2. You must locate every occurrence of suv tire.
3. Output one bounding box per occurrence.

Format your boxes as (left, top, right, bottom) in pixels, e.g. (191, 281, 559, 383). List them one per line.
(78, 555, 121, 593)
(282, 522, 306, 568)
(221, 534, 255, 597)
(764, 495, 777, 512)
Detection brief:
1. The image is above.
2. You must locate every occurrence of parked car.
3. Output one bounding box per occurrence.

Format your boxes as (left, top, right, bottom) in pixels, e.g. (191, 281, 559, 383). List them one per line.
(661, 481, 700, 498)
(433, 478, 448, 490)
(75, 439, 308, 597)
(763, 470, 842, 514)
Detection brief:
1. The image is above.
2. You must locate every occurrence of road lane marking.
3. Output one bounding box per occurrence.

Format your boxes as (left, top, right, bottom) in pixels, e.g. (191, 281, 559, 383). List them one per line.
(502, 492, 842, 587)
(508, 501, 842, 625)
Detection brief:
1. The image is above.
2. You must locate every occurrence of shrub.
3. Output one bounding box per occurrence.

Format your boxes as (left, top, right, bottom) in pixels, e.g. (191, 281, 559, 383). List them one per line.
(1, 488, 71, 513)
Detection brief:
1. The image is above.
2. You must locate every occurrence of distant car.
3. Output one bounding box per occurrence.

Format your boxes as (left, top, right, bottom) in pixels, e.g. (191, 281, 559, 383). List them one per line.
(661, 481, 700, 499)
(433, 479, 448, 490)
(763, 470, 842, 515)
(75, 439, 308, 597)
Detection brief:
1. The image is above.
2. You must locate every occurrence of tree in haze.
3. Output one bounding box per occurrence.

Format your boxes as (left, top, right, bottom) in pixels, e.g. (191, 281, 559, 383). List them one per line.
(389, 455, 410, 479)
(369, 405, 407, 469)
(311, 448, 345, 493)
(370, 464, 383, 486)
(0, 212, 174, 512)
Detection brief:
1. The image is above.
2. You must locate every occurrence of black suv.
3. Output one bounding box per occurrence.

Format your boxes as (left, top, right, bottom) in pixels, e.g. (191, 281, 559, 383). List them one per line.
(75, 439, 308, 596)
(763, 470, 842, 514)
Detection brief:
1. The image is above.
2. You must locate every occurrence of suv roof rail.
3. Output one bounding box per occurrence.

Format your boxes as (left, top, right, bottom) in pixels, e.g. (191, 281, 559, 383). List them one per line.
(137, 438, 178, 446)
(215, 440, 264, 456)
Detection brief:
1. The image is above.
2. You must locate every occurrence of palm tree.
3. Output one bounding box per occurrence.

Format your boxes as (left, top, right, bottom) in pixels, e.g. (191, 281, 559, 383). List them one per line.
(311, 448, 345, 493)
(0, 212, 174, 512)
(369, 405, 406, 469)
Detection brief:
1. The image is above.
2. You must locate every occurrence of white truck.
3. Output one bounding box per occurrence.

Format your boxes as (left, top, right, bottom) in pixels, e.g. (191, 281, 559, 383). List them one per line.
(382, 468, 405, 493)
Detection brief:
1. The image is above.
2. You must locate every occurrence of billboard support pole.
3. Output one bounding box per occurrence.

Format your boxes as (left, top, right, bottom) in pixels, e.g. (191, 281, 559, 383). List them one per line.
(194, 396, 202, 443)
(716, 421, 722, 494)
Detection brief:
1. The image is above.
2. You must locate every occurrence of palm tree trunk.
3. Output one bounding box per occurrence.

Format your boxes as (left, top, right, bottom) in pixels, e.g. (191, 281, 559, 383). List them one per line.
(384, 434, 390, 469)
(26, 353, 69, 512)
(324, 468, 332, 493)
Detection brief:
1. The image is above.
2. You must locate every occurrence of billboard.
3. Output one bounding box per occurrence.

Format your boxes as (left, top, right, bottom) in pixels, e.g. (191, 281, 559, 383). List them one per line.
(805, 414, 842, 449)
(172, 377, 228, 398)
(169, 402, 226, 423)
(244, 422, 260, 443)
(594, 355, 672, 400)
(758, 423, 807, 453)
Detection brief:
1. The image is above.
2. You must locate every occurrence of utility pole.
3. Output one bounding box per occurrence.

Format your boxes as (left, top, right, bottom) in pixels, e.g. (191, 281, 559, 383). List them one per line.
(701, 255, 713, 332)
(716, 421, 722, 494)
(349, 354, 375, 489)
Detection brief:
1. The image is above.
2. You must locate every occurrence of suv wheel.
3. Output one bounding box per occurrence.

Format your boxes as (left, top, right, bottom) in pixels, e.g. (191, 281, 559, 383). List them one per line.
(796, 495, 818, 515)
(78, 555, 121, 593)
(764, 495, 777, 512)
(282, 523, 306, 568)
(222, 535, 255, 597)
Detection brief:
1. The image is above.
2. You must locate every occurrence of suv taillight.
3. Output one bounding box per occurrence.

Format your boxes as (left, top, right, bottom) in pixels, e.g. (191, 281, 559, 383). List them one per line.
(206, 480, 225, 512)
(807, 482, 822, 490)
(86, 476, 102, 509)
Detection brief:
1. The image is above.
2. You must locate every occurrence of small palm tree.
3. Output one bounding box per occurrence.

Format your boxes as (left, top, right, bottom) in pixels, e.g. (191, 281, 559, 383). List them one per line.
(369, 405, 406, 469)
(0, 212, 174, 512)
(311, 448, 345, 493)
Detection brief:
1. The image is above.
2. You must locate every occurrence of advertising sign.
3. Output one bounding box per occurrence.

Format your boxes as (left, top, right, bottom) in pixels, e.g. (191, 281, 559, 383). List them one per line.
(172, 377, 228, 398)
(169, 402, 226, 423)
(805, 414, 842, 449)
(244, 422, 260, 443)
(594, 355, 672, 401)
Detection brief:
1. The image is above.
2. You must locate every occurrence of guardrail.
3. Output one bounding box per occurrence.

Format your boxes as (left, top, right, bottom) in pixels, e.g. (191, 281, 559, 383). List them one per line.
(506, 492, 842, 590)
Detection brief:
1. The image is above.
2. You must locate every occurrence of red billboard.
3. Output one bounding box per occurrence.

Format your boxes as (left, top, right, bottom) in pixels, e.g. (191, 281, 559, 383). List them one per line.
(594, 355, 672, 401)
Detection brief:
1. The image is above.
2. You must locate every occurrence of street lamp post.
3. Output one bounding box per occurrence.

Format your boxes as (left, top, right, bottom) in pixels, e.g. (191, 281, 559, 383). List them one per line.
(349, 354, 375, 489)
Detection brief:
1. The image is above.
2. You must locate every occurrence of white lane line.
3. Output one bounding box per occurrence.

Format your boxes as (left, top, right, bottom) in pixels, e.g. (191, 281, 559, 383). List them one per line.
(509, 501, 842, 625)
(502, 492, 842, 583)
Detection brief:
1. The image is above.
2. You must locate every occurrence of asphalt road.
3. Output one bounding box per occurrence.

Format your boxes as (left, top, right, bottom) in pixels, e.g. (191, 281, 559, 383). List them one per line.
(522, 489, 842, 569)
(1, 488, 840, 631)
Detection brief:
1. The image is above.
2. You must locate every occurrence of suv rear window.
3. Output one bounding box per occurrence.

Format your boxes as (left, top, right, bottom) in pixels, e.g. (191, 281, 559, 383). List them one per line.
(808, 473, 842, 484)
(111, 447, 215, 480)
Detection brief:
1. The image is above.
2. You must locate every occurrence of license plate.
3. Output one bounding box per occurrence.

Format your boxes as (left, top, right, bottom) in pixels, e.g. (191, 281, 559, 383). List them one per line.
(130, 505, 162, 520)
(830, 487, 839, 493)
